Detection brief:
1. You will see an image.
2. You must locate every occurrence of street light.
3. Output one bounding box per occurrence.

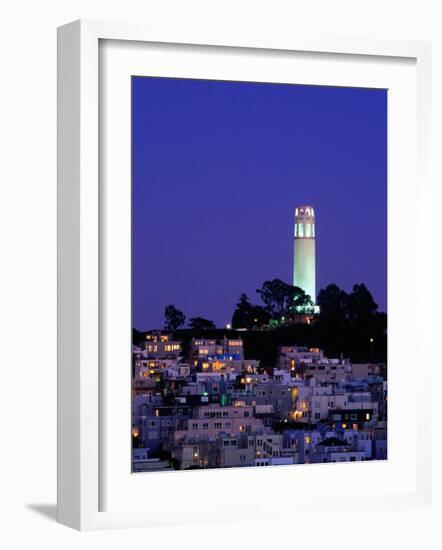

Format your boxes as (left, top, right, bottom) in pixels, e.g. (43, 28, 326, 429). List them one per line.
(369, 337, 374, 360)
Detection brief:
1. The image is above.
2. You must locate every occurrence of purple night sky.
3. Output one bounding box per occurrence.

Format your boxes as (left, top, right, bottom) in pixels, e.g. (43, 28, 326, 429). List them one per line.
(132, 77, 387, 331)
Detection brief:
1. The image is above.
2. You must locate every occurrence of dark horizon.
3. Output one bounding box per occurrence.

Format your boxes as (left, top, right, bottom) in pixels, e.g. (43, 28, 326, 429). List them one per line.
(132, 77, 387, 331)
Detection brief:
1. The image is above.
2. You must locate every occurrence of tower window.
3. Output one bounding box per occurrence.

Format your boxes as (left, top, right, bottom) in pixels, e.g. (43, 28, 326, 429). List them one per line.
(295, 208, 298, 216)
(306, 223, 311, 238)
(306, 208, 310, 216)
(312, 223, 315, 237)
(294, 223, 298, 237)
(298, 223, 304, 237)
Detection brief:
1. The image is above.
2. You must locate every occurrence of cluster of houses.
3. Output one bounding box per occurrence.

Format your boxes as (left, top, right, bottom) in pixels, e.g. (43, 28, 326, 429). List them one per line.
(132, 334, 387, 472)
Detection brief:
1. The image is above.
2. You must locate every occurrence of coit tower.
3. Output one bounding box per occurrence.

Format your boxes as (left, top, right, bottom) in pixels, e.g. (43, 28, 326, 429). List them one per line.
(293, 205, 316, 304)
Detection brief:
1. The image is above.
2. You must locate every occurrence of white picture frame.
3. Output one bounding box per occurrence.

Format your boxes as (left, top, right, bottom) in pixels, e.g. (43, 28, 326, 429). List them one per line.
(57, 19, 433, 531)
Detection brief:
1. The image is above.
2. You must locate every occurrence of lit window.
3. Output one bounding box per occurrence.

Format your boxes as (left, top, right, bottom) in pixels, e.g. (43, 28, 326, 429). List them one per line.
(294, 223, 298, 237)
(312, 223, 315, 237)
(306, 223, 311, 237)
(299, 223, 304, 237)
(295, 208, 298, 216)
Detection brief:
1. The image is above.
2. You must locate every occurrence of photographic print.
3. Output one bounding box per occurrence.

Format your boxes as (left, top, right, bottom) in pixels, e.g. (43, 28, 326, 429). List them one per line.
(131, 77, 387, 473)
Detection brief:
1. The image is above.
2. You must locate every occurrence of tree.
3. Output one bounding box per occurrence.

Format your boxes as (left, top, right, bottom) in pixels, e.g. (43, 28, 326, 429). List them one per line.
(347, 283, 378, 324)
(231, 293, 271, 329)
(250, 304, 271, 327)
(317, 284, 349, 324)
(289, 286, 314, 316)
(164, 304, 186, 331)
(256, 279, 314, 320)
(316, 284, 350, 357)
(316, 283, 386, 362)
(188, 317, 216, 331)
(231, 293, 253, 329)
(256, 279, 293, 318)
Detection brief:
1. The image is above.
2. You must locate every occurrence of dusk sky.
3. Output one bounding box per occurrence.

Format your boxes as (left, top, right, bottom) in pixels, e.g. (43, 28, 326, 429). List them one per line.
(132, 77, 387, 331)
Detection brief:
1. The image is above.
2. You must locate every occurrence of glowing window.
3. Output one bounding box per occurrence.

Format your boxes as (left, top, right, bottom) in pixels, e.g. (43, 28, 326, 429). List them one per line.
(295, 208, 298, 216)
(294, 224, 298, 237)
(312, 223, 315, 237)
(306, 223, 311, 237)
(298, 223, 304, 237)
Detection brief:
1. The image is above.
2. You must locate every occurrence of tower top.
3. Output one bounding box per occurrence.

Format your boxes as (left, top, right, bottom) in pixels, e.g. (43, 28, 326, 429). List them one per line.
(295, 205, 315, 217)
(294, 206, 315, 239)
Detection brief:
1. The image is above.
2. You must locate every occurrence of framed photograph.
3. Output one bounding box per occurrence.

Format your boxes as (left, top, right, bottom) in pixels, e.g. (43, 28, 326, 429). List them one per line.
(57, 20, 433, 530)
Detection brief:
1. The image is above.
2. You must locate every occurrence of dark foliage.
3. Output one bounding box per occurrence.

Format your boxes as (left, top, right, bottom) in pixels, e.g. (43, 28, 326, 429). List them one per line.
(164, 304, 186, 331)
(256, 278, 313, 319)
(134, 282, 386, 364)
(187, 316, 216, 331)
(231, 293, 270, 329)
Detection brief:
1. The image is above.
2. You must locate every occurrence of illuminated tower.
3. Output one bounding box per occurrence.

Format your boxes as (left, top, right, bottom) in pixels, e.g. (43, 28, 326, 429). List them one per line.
(293, 205, 316, 304)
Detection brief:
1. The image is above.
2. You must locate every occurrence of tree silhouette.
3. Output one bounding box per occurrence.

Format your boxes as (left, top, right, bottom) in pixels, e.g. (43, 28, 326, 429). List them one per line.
(347, 283, 378, 324)
(164, 304, 186, 332)
(256, 279, 313, 319)
(317, 283, 386, 361)
(317, 284, 349, 324)
(188, 317, 216, 331)
(232, 293, 270, 329)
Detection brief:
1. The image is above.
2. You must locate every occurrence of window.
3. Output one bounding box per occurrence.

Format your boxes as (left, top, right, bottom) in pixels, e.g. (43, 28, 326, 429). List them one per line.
(203, 423, 209, 429)
(192, 423, 198, 430)
(214, 422, 222, 429)
(312, 223, 315, 237)
(298, 223, 304, 237)
(306, 223, 311, 237)
(294, 223, 298, 237)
